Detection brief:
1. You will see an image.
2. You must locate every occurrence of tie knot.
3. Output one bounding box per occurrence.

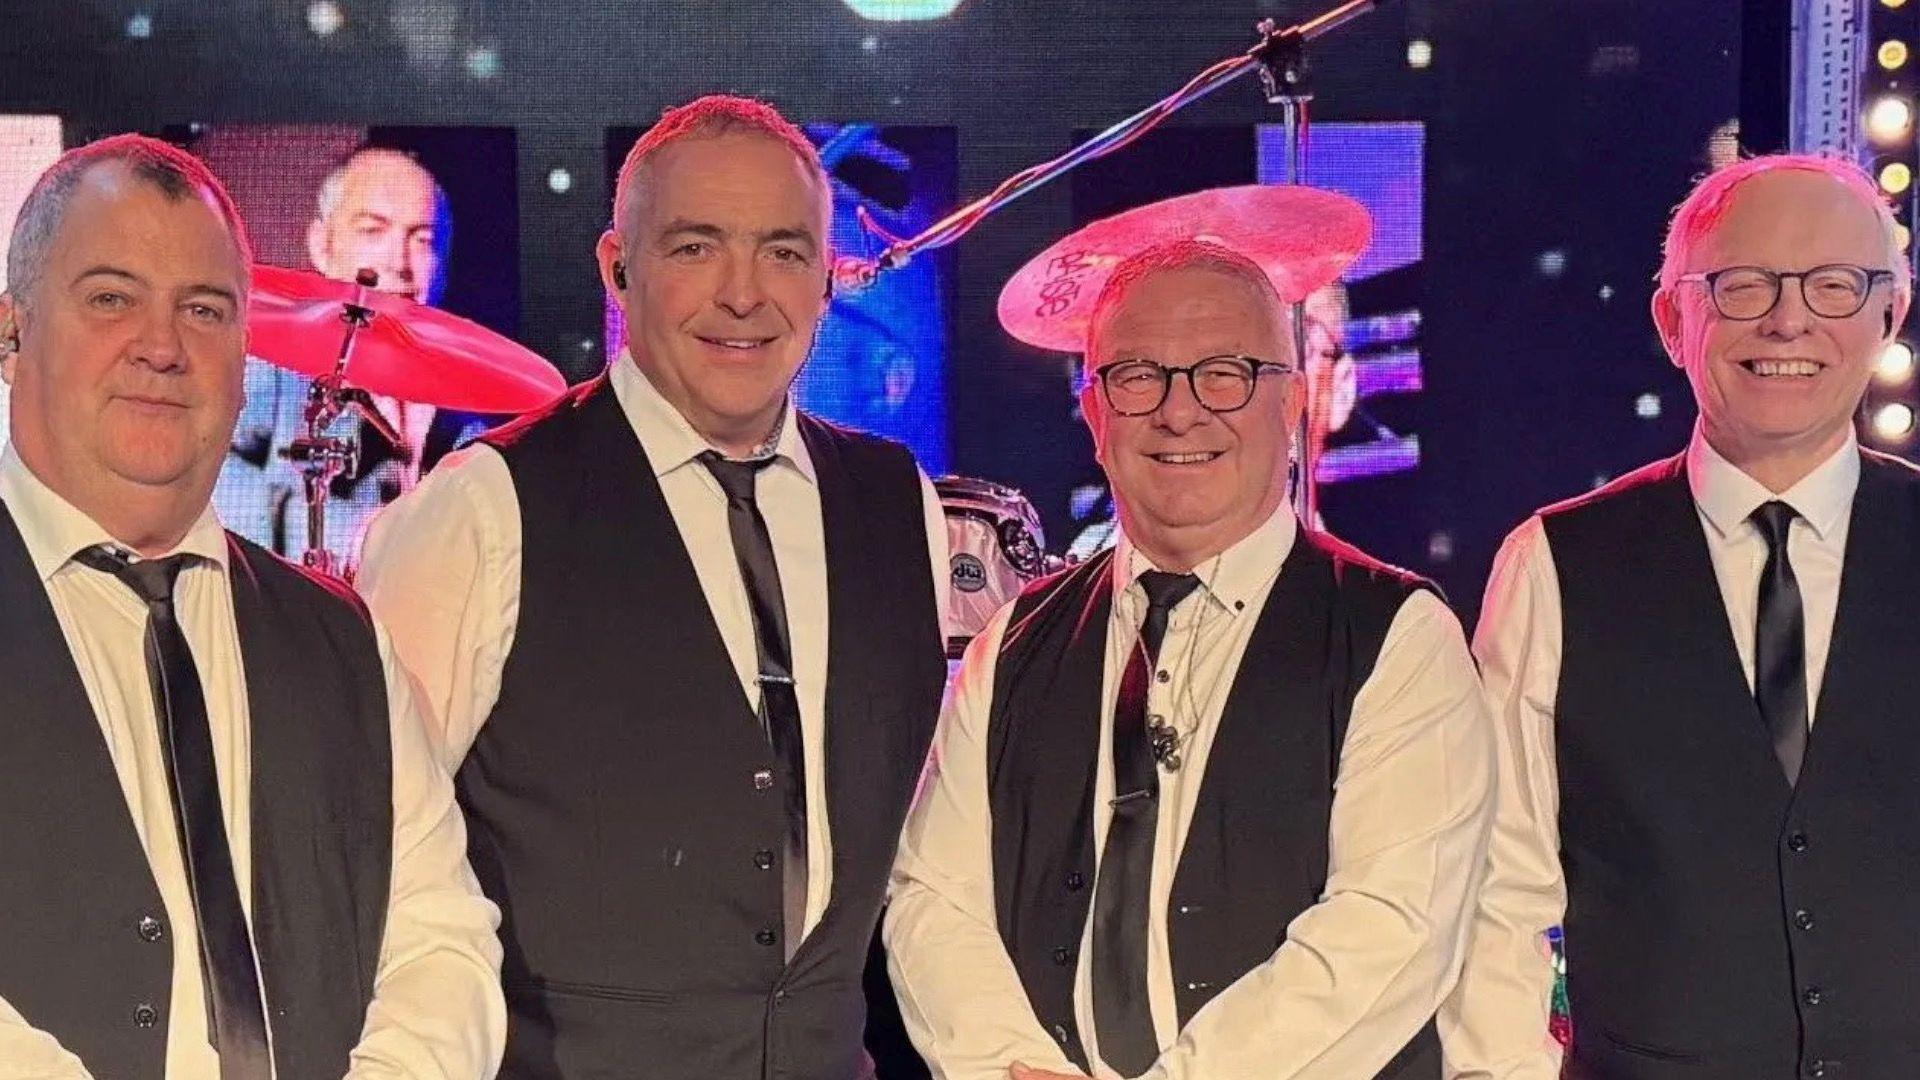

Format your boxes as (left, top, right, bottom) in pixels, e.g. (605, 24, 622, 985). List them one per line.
(699, 450, 774, 503)
(1138, 570, 1201, 614)
(74, 545, 190, 606)
(1751, 500, 1798, 551)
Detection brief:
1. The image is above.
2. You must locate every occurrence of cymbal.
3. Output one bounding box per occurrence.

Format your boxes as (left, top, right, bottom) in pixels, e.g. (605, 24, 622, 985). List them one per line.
(997, 185, 1371, 353)
(246, 265, 565, 413)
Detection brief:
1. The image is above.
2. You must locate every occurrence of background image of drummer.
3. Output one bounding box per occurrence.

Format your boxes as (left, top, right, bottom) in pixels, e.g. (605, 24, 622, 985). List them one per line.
(605, 122, 954, 474)
(1066, 121, 1426, 557)
(0, 115, 64, 449)
(183, 124, 520, 565)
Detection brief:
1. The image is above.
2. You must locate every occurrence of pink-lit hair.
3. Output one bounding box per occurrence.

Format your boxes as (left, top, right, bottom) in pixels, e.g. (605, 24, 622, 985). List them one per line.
(610, 94, 828, 237)
(1084, 238, 1288, 362)
(1658, 153, 1911, 293)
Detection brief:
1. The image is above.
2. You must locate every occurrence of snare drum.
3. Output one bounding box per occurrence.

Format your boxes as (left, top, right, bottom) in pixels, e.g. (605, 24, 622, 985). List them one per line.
(935, 475, 1065, 658)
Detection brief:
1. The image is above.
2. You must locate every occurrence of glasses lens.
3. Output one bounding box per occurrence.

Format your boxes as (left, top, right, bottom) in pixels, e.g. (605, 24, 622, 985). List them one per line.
(1102, 361, 1166, 415)
(1804, 266, 1872, 317)
(1712, 268, 1779, 319)
(1192, 357, 1258, 411)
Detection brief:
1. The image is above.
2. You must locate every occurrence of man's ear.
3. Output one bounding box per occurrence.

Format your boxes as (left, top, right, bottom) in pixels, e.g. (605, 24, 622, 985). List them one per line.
(595, 229, 628, 296)
(1651, 286, 1686, 371)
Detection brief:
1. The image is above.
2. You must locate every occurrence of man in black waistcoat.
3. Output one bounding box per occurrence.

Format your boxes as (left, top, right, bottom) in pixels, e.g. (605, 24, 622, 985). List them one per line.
(1441, 155, 1920, 1080)
(357, 95, 949, 1079)
(0, 135, 504, 1078)
(885, 239, 1495, 1080)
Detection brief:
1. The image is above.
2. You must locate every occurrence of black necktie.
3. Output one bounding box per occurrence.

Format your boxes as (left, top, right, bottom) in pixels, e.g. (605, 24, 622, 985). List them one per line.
(1751, 501, 1809, 786)
(699, 452, 809, 957)
(1092, 569, 1201, 1078)
(74, 546, 272, 1080)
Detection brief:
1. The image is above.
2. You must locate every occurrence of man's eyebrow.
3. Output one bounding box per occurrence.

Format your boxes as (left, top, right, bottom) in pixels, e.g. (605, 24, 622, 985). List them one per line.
(655, 220, 727, 240)
(71, 265, 143, 288)
(180, 283, 241, 306)
(757, 226, 819, 247)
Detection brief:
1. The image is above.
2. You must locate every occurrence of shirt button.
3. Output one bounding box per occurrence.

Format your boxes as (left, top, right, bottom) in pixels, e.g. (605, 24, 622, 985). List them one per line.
(1051, 946, 1074, 966)
(1794, 909, 1816, 931)
(132, 1003, 159, 1028)
(1803, 986, 1824, 1006)
(754, 849, 775, 870)
(1155, 670, 1170, 684)
(752, 769, 775, 791)
(1787, 832, 1810, 853)
(1806, 1060, 1829, 1079)
(136, 915, 164, 943)
(1051, 1024, 1071, 1045)
(755, 928, 778, 947)
(1065, 872, 1085, 891)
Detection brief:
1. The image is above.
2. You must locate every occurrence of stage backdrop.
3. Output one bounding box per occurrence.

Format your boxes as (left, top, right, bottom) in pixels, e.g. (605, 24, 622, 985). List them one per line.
(0, 0, 1745, 611)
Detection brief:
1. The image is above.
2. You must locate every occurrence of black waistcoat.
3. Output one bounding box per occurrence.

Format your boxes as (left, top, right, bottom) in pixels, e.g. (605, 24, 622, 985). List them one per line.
(1545, 451, 1920, 1080)
(466, 377, 945, 1079)
(985, 533, 1442, 1078)
(0, 505, 391, 1080)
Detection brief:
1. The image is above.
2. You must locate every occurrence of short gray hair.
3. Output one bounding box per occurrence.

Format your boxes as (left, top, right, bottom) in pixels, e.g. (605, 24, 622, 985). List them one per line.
(313, 146, 448, 226)
(6, 133, 252, 306)
(1085, 238, 1290, 361)
(611, 94, 830, 241)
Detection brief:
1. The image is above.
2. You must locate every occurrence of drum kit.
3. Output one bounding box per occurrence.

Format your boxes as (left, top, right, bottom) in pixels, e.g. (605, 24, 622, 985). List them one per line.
(243, 264, 565, 577)
(241, 0, 1386, 652)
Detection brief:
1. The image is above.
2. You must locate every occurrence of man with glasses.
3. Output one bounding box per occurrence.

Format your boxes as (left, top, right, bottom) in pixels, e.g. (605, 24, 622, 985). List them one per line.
(1441, 155, 1920, 1079)
(885, 239, 1494, 1079)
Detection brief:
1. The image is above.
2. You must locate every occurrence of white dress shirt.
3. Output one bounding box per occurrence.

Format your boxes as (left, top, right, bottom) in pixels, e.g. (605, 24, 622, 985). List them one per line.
(0, 447, 505, 1080)
(886, 505, 1496, 1080)
(1437, 429, 1858, 1080)
(356, 351, 949, 940)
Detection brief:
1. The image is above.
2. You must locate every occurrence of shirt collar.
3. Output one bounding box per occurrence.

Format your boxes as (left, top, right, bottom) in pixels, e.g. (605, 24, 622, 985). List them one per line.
(0, 444, 230, 582)
(608, 349, 815, 485)
(1112, 501, 1298, 619)
(1686, 425, 1860, 543)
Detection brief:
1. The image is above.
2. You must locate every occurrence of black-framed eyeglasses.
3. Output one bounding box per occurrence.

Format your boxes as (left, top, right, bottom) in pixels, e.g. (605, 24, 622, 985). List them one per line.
(1091, 354, 1295, 417)
(1676, 263, 1896, 321)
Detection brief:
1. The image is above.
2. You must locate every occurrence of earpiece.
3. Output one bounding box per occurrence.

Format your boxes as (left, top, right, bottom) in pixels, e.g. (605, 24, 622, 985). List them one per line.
(1885, 305, 1896, 337)
(612, 261, 628, 290)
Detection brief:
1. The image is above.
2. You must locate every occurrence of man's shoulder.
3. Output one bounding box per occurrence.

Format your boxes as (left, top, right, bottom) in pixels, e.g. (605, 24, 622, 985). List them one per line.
(1537, 453, 1687, 524)
(479, 374, 606, 455)
(226, 532, 372, 625)
(1300, 528, 1432, 594)
(796, 410, 915, 464)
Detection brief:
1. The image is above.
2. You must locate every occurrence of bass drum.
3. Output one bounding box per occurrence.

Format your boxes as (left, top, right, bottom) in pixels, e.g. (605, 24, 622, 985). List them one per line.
(935, 474, 1066, 659)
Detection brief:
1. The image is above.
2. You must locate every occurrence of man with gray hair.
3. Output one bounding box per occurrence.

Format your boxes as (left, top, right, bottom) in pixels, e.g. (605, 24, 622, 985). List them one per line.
(886, 238, 1494, 1080)
(358, 95, 950, 1078)
(0, 133, 503, 1079)
(1442, 154, 1920, 1079)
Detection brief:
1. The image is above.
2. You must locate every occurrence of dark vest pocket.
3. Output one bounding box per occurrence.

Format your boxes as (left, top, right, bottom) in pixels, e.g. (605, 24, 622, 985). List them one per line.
(513, 976, 675, 1006)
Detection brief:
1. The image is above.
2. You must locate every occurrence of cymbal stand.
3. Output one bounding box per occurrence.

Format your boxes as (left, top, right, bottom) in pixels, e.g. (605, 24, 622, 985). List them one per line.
(279, 269, 402, 577)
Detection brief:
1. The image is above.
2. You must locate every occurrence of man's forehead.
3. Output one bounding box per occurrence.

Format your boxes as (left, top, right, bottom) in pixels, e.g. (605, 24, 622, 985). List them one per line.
(1093, 268, 1284, 352)
(337, 154, 437, 212)
(1700, 170, 1888, 259)
(635, 135, 828, 224)
(56, 166, 240, 264)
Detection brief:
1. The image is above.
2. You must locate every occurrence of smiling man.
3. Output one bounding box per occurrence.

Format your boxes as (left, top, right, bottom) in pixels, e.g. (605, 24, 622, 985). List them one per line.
(885, 239, 1494, 1080)
(1440, 154, 1920, 1079)
(356, 96, 950, 1078)
(0, 134, 503, 1080)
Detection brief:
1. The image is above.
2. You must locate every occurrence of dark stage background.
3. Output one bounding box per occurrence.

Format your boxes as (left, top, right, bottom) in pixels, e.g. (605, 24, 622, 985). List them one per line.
(0, 0, 1745, 617)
